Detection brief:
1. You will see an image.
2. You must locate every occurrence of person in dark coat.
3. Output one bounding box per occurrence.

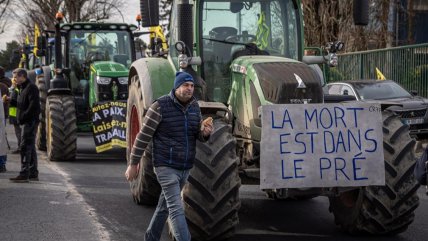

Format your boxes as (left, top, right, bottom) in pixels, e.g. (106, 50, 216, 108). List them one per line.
(0, 66, 11, 120)
(7, 77, 22, 153)
(9, 68, 40, 182)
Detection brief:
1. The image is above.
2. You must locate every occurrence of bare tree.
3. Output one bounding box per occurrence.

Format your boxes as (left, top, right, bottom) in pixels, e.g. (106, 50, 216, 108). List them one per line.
(0, 0, 11, 34)
(302, 0, 417, 52)
(9, 0, 125, 44)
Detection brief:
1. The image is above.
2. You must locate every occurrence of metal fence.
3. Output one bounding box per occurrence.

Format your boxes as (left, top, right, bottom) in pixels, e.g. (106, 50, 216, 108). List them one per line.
(328, 43, 428, 98)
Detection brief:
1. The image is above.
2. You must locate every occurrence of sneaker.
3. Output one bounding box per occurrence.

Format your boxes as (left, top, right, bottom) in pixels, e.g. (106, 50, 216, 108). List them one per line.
(9, 175, 29, 183)
(0, 165, 6, 173)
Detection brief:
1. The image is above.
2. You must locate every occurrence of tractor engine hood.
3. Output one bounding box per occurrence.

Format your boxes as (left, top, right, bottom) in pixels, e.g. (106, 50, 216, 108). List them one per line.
(233, 56, 324, 104)
(92, 61, 129, 77)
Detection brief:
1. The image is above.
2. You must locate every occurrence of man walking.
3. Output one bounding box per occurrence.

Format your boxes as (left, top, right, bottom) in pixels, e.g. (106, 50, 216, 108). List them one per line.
(9, 68, 40, 182)
(125, 72, 213, 241)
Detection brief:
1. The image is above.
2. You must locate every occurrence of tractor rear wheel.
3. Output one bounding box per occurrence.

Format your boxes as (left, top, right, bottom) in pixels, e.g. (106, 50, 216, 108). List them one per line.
(126, 75, 161, 205)
(182, 119, 241, 240)
(328, 110, 420, 234)
(36, 75, 47, 151)
(46, 95, 77, 161)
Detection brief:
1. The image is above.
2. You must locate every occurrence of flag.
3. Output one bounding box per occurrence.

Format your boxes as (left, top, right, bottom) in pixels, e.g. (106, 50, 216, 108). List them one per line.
(376, 67, 386, 80)
(34, 24, 40, 56)
(25, 34, 30, 45)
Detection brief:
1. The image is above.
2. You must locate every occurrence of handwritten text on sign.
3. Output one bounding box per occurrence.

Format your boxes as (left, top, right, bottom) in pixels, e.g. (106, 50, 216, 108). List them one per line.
(260, 103, 384, 189)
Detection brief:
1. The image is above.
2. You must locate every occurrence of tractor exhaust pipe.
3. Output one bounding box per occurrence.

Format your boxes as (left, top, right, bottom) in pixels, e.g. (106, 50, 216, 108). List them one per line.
(49, 11, 71, 93)
(140, 0, 159, 27)
(177, 0, 193, 55)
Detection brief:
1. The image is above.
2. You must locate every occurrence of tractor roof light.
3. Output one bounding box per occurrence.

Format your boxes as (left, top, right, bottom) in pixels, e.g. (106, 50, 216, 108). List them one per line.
(55, 12, 64, 22)
(62, 25, 71, 30)
(136, 14, 142, 29)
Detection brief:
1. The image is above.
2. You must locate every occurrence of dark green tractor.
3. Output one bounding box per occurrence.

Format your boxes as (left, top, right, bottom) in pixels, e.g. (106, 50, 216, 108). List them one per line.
(37, 15, 136, 161)
(127, 1, 419, 240)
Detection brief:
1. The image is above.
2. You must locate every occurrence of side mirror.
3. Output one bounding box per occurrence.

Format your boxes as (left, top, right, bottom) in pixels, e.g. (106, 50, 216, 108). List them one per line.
(353, 0, 369, 25)
(140, 0, 159, 27)
(230, 2, 243, 13)
(410, 90, 418, 96)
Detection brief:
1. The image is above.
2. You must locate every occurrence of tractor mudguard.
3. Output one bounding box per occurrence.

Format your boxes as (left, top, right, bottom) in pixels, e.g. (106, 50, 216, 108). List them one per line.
(128, 58, 175, 108)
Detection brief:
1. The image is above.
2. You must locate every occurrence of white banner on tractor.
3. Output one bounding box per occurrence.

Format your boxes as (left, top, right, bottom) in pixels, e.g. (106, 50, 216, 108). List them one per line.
(260, 103, 385, 189)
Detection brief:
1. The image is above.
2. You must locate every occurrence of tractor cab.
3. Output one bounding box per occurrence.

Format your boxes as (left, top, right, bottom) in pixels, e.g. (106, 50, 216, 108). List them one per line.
(60, 22, 136, 128)
(192, 0, 302, 102)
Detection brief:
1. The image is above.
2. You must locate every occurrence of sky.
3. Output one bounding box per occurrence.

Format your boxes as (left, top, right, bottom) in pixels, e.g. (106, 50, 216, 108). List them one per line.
(0, 0, 140, 51)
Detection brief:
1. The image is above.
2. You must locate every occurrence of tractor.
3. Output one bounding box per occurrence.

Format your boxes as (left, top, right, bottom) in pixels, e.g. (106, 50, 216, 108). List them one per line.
(126, 0, 420, 240)
(35, 13, 137, 161)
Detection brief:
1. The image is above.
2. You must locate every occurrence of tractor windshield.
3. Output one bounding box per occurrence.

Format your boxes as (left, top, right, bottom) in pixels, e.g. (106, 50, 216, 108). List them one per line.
(201, 0, 300, 101)
(201, 0, 300, 58)
(68, 30, 133, 70)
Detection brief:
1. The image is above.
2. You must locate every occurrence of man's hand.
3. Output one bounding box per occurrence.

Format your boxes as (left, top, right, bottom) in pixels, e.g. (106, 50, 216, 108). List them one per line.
(2, 94, 8, 103)
(201, 117, 214, 137)
(125, 164, 138, 181)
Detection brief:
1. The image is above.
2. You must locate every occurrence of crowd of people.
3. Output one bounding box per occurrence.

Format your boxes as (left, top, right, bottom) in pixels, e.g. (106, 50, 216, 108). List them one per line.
(0, 66, 40, 182)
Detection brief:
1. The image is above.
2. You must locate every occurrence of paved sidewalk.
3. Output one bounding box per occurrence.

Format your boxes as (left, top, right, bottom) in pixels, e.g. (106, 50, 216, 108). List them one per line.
(0, 124, 110, 241)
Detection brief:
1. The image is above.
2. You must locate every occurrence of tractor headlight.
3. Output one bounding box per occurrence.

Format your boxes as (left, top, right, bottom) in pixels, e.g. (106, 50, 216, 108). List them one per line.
(118, 77, 128, 85)
(96, 76, 111, 85)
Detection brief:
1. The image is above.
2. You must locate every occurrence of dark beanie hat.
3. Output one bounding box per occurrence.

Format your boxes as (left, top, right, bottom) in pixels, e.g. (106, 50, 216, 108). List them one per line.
(174, 72, 194, 90)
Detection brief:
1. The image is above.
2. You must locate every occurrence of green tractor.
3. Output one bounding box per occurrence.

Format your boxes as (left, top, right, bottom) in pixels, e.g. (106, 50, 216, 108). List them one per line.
(127, 0, 419, 240)
(36, 14, 137, 161)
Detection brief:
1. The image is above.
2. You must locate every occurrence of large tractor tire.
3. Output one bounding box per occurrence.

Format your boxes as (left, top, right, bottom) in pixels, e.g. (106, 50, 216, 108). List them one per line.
(36, 74, 47, 151)
(329, 110, 420, 235)
(182, 119, 241, 241)
(126, 75, 161, 205)
(46, 95, 77, 162)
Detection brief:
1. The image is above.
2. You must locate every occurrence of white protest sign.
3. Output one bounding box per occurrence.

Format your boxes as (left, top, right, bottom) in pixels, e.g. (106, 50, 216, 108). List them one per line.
(260, 103, 385, 189)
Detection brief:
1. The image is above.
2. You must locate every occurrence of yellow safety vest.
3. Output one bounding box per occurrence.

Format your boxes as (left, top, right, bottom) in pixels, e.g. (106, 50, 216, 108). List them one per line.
(8, 88, 19, 118)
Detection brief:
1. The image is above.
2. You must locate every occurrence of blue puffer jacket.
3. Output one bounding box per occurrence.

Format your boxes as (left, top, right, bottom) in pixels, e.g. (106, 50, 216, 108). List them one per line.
(153, 91, 202, 170)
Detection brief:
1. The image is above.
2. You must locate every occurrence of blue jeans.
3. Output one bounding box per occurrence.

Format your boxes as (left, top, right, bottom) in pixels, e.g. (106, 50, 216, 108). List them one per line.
(145, 166, 191, 241)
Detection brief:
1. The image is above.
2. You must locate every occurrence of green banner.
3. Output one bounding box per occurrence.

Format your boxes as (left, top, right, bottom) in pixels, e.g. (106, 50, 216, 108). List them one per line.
(92, 101, 127, 153)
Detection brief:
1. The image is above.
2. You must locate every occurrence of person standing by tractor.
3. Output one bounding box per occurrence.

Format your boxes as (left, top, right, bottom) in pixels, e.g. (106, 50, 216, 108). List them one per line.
(0, 66, 11, 122)
(125, 72, 214, 241)
(9, 68, 40, 182)
(8, 77, 22, 154)
(0, 66, 12, 87)
(0, 87, 8, 172)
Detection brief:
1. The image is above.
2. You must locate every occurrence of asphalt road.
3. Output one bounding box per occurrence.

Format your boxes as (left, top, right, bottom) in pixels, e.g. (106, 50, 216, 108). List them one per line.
(1, 127, 427, 241)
